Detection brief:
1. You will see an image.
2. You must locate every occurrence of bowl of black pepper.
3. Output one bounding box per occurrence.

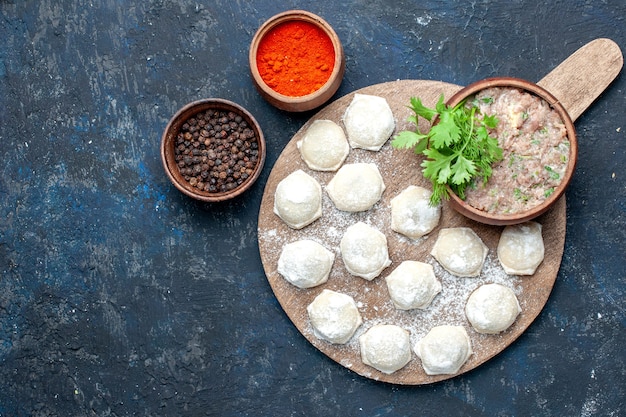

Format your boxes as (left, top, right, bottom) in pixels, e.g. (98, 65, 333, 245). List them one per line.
(160, 99, 266, 202)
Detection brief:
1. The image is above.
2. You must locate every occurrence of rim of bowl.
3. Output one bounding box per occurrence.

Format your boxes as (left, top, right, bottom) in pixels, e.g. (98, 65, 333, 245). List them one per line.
(249, 10, 345, 111)
(443, 77, 578, 226)
(160, 98, 266, 202)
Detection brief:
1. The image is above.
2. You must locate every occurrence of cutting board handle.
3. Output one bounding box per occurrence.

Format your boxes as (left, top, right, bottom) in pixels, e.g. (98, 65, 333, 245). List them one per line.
(537, 38, 623, 122)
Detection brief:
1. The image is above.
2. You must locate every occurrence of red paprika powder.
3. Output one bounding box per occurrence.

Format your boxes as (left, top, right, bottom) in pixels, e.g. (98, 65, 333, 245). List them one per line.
(256, 20, 336, 97)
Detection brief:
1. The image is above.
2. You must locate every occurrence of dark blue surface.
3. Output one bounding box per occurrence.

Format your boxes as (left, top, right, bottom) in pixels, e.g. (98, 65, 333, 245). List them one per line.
(1, 0, 625, 416)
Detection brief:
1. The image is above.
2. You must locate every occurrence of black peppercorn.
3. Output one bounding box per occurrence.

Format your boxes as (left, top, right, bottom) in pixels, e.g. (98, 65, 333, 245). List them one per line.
(174, 109, 259, 193)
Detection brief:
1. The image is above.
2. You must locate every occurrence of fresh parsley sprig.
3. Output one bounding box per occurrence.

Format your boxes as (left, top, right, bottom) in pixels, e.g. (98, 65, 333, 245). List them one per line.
(392, 95, 503, 206)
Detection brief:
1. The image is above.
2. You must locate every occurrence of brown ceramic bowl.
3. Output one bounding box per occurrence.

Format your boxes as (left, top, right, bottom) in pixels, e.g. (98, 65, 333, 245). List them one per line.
(160, 99, 266, 202)
(249, 10, 345, 112)
(443, 77, 578, 226)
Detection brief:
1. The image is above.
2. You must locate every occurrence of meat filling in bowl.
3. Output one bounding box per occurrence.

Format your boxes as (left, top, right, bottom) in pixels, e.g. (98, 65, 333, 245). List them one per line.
(465, 87, 570, 215)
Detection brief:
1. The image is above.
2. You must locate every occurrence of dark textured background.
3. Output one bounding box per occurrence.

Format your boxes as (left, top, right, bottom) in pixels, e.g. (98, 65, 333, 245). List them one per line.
(1, 0, 624, 416)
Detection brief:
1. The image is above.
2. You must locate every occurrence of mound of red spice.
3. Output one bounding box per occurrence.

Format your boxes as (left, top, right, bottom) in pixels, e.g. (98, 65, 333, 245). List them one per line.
(256, 20, 335, 97)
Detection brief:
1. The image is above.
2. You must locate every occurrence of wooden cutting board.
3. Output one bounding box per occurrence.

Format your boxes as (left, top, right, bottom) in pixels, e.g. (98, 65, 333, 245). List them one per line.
(257, 38, 622, 385)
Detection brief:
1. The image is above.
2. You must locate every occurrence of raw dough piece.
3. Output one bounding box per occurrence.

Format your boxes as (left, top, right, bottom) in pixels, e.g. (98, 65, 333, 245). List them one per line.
(297, 119, 350, 171)
(326, 163, 385, 212)
(277, 240, 335, 289)
(359, 324, 412, 374)
(431, 227, 488, 277)
(465, 283, 521, 334)
(343, 93, 395, 151)
(414, 325, 472, 375)
(273, 170, 322, 229)
(390, 186, 441, 239)
(385, 261, 442, 310)
(307, 289, 362, 344)
(340, 222, 391, 280)
(497, 221, 545, 275)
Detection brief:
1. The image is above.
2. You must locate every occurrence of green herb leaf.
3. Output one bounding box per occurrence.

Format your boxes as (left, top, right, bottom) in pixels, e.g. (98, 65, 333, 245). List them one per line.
(451, 155, 477, 185)
(429, 110, 461, 148)
(410, 96, 438, 121)
(422, 148, 454, 184)
(391, 94, 503, 206)
(544, 165, 560, 180)
(391, 130, 428, 151)
(483, 114, 498, 129)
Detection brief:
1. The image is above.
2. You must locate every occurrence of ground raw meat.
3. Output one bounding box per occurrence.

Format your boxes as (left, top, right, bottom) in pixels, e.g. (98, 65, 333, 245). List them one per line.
(465, 87, 570, 214)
